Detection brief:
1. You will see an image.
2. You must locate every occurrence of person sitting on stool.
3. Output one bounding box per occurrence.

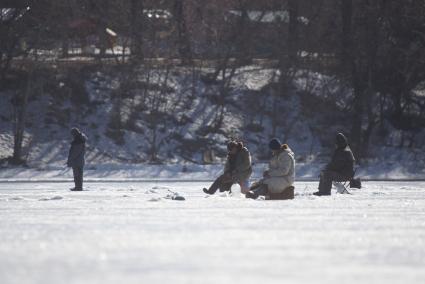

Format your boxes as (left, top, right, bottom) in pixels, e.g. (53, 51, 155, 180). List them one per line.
(203, 141, 252, 195)
(313, 133, 355, 196)
(246, 138, 295, 199)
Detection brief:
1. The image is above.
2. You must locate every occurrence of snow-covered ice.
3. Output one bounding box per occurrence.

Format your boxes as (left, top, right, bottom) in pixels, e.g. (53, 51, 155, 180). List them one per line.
(1, 181, 425, 284)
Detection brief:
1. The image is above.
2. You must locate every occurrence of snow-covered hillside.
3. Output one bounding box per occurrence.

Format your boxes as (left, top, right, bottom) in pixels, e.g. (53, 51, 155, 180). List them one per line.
(1, 65, 424, 179)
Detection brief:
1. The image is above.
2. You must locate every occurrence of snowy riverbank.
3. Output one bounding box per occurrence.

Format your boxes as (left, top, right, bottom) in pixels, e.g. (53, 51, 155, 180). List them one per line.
(1, 160, 424, 182)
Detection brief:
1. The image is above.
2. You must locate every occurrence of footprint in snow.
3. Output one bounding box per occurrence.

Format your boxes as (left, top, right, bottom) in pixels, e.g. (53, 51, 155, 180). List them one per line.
(164, 193, 186, 201)
(117, 188, 135, 192)
(152, 186, 170, 190)
(39, 196, 64, 201)
(6, 197, 25, 201)
(148, 197, 162, 202)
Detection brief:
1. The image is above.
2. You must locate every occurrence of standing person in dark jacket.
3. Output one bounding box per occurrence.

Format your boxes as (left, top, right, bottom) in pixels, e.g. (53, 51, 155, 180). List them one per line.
(67, 127, 87, 191)
(313, 133, 355, 196)
(202, 141, 252, 195)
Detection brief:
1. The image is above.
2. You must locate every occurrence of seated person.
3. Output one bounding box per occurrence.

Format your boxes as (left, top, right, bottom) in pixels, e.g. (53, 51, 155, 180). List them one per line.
(203, 141, 252, 195)
(313, 133, 355, 196)
(246, 138, 295, 199)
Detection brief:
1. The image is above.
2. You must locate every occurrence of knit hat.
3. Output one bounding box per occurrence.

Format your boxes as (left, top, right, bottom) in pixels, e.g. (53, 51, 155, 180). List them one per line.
(71, 127, 80, 136)
(227, 141, 243, 151)
(336, 133, 348, 148)
(269, 138, 281, 150)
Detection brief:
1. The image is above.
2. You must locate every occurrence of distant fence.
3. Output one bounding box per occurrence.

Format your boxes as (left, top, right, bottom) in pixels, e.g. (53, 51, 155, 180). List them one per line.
(10, 55, 339, 72)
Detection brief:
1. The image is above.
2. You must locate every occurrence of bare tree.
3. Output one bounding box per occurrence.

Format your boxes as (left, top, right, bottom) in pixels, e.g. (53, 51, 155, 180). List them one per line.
(11, 68, 38, 164)
(173, 0, 192, 64)
(130, 0, 144, 61)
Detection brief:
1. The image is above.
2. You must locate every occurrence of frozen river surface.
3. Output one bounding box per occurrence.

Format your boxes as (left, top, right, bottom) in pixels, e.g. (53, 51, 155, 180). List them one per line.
(1, 181, 425, 284)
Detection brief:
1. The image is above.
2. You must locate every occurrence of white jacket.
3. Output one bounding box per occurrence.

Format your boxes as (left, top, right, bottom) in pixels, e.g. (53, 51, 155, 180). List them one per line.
(263, 147, 295, 193)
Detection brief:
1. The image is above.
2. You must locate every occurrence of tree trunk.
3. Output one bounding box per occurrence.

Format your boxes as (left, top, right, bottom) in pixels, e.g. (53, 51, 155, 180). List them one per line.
(361, 1, 379, 158)
(340, 0, 353, 73)
(61, 38, 69, 58)
(130, 0, 144, 61)
(173, 0, 192, 64)
(340, 0, 364, 158)
(278, 0, 299, 97)
(12, 71, 33, 164)
(288, 0, 299, 69)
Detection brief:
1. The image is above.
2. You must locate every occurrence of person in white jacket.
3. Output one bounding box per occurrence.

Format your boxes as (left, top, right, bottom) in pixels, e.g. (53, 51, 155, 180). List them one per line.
(246, 138, 295, 199)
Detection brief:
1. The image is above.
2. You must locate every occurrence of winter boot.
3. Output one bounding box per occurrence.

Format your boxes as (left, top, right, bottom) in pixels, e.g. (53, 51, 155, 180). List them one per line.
(245, 190, 259, 199)
(203, 188, 214, 195)
(313, 191, 330, 196)
(70, 187, 83, 191)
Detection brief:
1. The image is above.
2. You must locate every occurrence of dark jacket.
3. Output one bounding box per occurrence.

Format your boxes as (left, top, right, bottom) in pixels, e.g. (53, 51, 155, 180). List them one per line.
(224, 147, 252, 182)
(326, 133, 355, 178)
(67, 132, 87, 168)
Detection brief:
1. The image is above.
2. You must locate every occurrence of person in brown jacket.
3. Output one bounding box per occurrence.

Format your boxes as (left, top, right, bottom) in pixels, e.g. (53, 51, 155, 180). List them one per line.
(203, 141, 252, 195)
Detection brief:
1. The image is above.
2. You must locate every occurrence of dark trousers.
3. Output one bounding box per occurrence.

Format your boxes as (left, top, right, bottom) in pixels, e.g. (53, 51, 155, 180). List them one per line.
(318, 170, 350, 195)
(72, 167, 84, 190)
(207, 174, 233, 194)
(252, 183, 269, 196)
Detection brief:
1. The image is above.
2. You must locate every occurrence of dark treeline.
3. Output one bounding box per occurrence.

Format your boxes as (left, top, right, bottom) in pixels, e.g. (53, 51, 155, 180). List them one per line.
(1, 0, 425, 164)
